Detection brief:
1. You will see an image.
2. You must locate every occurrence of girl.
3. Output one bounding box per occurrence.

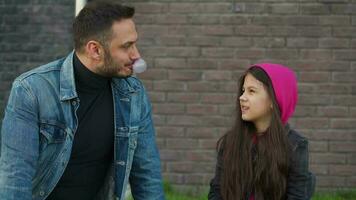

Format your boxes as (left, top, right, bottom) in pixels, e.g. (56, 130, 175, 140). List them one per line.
(208, 63, 315, 200)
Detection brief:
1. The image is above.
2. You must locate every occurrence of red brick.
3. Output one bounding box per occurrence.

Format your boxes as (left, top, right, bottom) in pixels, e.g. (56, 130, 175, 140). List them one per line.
(269, 26, 298, 36)
(188, 15, 220, 25)
(298, 26, 332, 37)
(156, 126, 185, 138)
(188, 82, 220, 92)
(202, 48, 235, 58)
(320, 16, 351, 26)
(286, 16, 319, 25)
(310, 153, 346, 164)
(155, 14, 187, 24)
(317, 106, 349, 117)
(152, 103, 185, 114)
(186, 127, 221, 138)
(233, 3, 266, 14)
(148, 92, 165, 103)
(220, 15, 248, 25)
(187, 59, 218, 69)
(331, 119, 356, 129)
(156, 58, 186, 69)
(218, 104, 236, 116)
(167, 115, 201, 126)
(266, 49, 298, 60)
(252, 16, 286, 25)
(200, 116, 232, 127)
(333, 96, 356, 106)
(203, 71, 232, 81)
(300, 3, 331, 14)
(310, 164, 328, 175)
(133, 3, 168, 13)
(235, 25, 267, 36)
(199, 139, 218, 149)
(300, 49, 332, 60)
(217, 59, 250, 70)
(331, 4, 356, 14)
(167, 93, 200, 103)
(288, 61, 350, 72)
(236, 49, 265, 59)
(330, 142, 356, 152)
(156, 36, 186, 46)
(287, 38, 318, 48)
(168, 3, 199, 13)
(186, 36, 220, 46)
(319, 38, 350, 48)
(201, 93, 234, 104)
(334, 50, 356, 61)
(221, 37, 252, 47)
(294, 105, 317, 117)
(333, 27, 356, 37)
(298, 72, 331, 82)
(270, 3, 298, 14)
(186, 104, 218, 115)
(168, 70, 202, 81)
(153, 115, 165, 126)
(153, 81, 186, 91)
(317, 176, 346, 187)
(309, 141, 328, 152)
(184, 151, 216, 162)
(160, 150, 185, 161)
(316, 84, 351, 95)
(203, 25, 234, 36)
(296, 118, 329, 129)
(166, 139, 199, 149)
(165, 47, 200, 57)
(137, 69, 167, 80)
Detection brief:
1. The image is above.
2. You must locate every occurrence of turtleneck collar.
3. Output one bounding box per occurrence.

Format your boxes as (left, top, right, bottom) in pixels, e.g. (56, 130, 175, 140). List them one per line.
(73, 52, 111, 92)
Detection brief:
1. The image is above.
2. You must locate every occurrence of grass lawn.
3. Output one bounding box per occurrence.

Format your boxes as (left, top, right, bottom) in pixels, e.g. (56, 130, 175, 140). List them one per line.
(129, 183, 356, 200)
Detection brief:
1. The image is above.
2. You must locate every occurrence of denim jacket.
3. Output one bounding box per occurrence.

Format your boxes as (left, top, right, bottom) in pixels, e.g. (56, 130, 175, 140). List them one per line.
(208, 127, 316, 200)
(0, 51, 165, 200)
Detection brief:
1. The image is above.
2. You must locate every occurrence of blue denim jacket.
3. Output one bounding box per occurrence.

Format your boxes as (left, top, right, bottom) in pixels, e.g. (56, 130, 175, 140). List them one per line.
(0, 51, 165, 200)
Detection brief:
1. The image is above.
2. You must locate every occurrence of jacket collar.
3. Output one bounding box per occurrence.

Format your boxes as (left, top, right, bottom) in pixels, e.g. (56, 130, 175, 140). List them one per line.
(59, 51, 140, 101)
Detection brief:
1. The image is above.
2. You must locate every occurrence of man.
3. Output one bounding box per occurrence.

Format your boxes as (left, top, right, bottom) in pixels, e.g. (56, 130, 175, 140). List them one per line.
(0, 1, 164, 200)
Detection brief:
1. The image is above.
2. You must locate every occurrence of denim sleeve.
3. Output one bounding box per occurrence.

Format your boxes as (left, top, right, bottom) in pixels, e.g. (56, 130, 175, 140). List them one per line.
(0, 80, 39, 200)
(208, 148, 223, 200)
(129, 85, 165, 200)
(286, 139, 315, 200)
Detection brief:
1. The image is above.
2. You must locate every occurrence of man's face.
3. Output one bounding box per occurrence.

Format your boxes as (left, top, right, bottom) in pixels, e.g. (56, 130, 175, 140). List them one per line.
(98, 19, 140, 78)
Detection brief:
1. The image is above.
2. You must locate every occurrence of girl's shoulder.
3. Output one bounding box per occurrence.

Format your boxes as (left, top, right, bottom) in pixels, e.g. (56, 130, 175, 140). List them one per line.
(287, 128, 308, 151)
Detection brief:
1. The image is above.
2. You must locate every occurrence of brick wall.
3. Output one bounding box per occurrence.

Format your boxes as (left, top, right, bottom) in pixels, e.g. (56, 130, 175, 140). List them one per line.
(1, 0, 355, 191)
(0, 0, 74, 121)
(132, 0, 356, 190)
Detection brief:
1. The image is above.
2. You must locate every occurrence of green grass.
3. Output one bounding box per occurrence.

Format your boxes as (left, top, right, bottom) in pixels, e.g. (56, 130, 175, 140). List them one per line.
(128, 183, 356, 200)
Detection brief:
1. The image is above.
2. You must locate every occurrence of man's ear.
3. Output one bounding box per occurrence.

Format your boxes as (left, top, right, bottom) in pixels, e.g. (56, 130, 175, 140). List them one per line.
(85, 40, 103, 61)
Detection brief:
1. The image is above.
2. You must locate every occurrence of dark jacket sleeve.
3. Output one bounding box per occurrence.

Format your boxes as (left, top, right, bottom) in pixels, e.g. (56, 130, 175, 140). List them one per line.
(286, 132, 316, 200)
(208, 147, 223, 200)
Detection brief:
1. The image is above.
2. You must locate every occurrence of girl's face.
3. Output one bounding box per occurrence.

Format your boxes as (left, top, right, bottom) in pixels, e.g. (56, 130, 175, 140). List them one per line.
(239, 73, 273, 132)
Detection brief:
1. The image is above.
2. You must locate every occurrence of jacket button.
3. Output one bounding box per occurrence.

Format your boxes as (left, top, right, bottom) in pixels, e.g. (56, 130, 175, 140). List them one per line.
(39, 191, 45, 196)
(117, 161, 125, 166)
(71, 101, 77, 106)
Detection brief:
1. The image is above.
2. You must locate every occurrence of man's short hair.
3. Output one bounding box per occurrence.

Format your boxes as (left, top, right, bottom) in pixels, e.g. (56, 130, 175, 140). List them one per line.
(73, 1, 135, 52)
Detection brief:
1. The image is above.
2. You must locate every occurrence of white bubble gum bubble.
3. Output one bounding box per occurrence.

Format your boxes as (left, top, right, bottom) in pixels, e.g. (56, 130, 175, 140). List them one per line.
(133, 58, 147, 74)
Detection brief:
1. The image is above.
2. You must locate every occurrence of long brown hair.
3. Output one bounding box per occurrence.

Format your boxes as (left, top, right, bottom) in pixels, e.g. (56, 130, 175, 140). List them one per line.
(218, 67, 291, 200)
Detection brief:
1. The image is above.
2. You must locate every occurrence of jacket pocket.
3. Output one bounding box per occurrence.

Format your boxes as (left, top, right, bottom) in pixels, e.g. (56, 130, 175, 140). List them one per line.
(38, 122, 67, 155)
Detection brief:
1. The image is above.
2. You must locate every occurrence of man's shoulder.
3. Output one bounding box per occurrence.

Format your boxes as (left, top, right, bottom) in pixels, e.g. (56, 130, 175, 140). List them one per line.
(15, 57, 66, 83)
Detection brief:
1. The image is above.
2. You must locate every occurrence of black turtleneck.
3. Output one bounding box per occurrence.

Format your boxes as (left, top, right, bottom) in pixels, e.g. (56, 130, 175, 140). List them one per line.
(46, 53, 114, 200)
